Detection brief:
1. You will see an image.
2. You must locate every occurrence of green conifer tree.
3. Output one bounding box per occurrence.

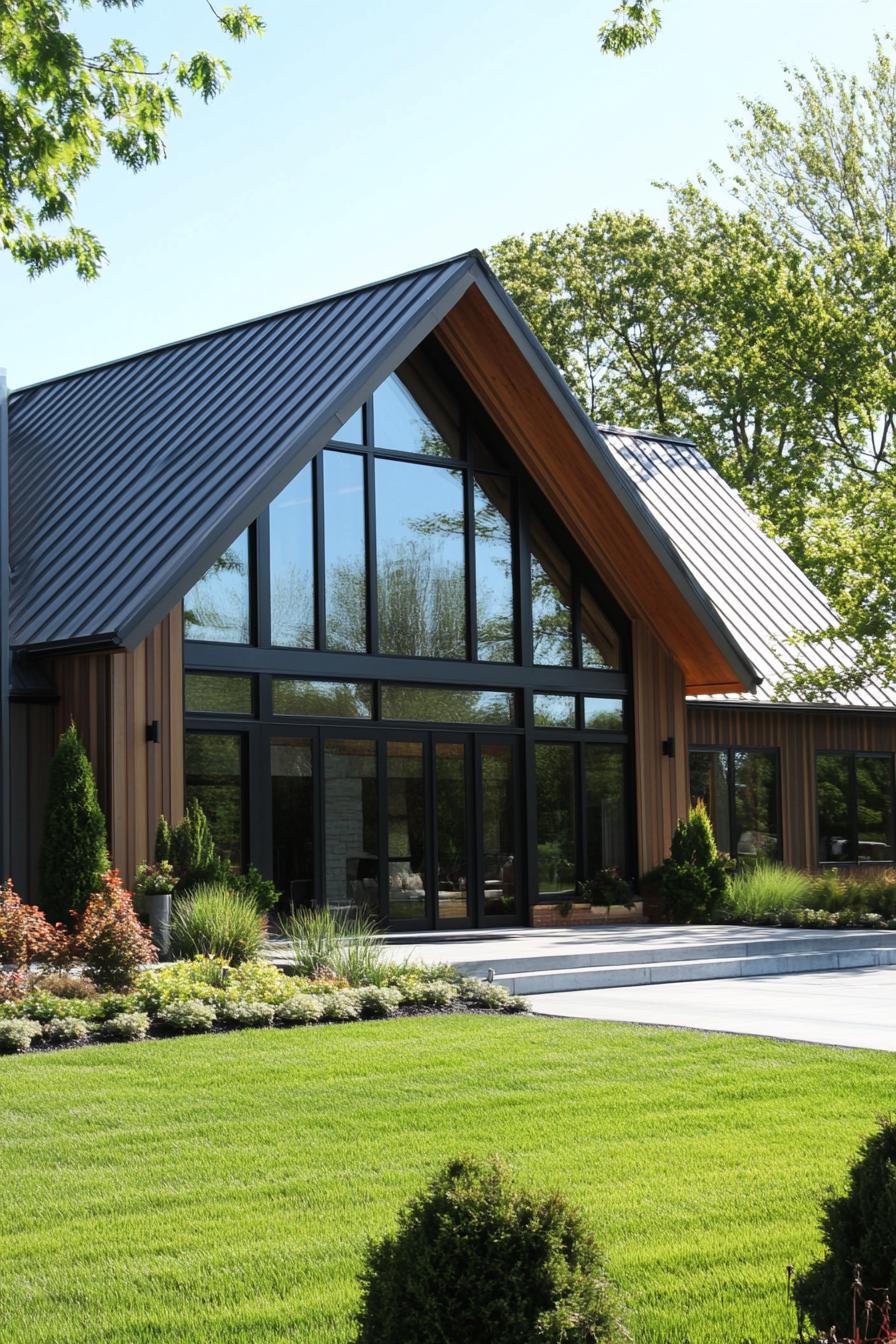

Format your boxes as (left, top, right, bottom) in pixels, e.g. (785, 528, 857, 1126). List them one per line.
(154, 815, 172, 863)
(38, 723, 110, 922)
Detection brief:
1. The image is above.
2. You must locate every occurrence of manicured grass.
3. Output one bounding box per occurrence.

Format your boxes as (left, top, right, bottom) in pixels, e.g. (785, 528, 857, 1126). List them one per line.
(0, 1017, 893, 1343)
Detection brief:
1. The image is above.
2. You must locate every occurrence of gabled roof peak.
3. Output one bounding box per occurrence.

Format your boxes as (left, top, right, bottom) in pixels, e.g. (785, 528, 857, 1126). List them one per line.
(11, 249, 487, 399)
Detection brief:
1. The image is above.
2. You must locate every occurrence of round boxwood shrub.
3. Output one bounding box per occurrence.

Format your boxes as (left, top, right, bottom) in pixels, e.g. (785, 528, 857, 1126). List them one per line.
(98, 1011, 150, 1042)
(42, 1016, 90, 1045)
(354, 1155, 629, 1344)
(219, 998, 276, 1028)
(157, 999, 217, 1034)
(399, 979, 457, 1009)
(0, 1018, 42, 1053)
(794, 1117, 896, 1338)
(274, 993, 324, 1026)
(357, 986, 402, 1019)
(319, 989, 362, 1023)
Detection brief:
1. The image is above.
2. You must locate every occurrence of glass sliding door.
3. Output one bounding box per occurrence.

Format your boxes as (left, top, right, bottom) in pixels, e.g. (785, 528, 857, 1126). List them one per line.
(479, 740, 519, 923)
(434, 740, 470, 923)
(323, 737, 379, 916)
(386, 739, 428, 922)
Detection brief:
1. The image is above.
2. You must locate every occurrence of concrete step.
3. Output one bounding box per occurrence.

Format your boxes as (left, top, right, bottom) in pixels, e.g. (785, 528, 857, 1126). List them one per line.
(491, 944, 896, 995)
(454, 929, 896, 982)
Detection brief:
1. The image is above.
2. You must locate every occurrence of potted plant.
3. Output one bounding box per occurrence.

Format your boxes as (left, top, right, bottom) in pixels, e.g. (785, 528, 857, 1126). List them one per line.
(577, 869, 636, 923)
(134, 860, 177, 957)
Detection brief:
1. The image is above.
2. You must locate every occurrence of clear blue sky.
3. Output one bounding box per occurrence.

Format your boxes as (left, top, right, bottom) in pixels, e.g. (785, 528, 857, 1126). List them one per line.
(1, 0, 888, 388)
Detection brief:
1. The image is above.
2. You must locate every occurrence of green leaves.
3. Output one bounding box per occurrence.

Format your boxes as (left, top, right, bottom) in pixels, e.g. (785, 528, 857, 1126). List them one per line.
(597, 0, 665, 56)
(0, 0, 265, 278)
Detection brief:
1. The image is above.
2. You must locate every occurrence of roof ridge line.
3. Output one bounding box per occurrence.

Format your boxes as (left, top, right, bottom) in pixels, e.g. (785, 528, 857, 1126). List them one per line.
(599, 423, 697, 446)
(10, 250, 484, 398)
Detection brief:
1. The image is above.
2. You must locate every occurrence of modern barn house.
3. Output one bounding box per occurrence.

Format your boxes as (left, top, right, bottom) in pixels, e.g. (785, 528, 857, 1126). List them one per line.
(3, 252, 894, 929)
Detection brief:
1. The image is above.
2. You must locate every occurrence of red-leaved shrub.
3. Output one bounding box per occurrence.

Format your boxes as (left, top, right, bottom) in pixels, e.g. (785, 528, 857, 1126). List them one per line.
(0, 969, 28, 1002)
(72, 870, 157, 989)
(0, 879, 71, 968)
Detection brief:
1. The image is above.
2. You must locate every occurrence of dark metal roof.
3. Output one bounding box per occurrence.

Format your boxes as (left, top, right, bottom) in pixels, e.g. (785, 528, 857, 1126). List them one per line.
(8, 253, 479, 650)
(602, 427, 896, 710)
(7, 251, 761, 694)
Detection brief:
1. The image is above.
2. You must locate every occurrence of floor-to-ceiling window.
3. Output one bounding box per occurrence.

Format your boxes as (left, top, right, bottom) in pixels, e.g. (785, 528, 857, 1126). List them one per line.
(689, 746, 780, 862)
(183, 337, 631, 926)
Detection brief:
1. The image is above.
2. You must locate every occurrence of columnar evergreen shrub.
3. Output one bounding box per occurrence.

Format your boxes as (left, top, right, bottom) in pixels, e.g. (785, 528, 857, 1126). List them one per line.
(154, 815, 172, 863)
(39, 724, 109, 922)
(170, 800, 228, 889)
(354, 1155, 629, 1344)
(661, 802, 733, 922)
(794, 1117, 896, 1338)
(72, 871, 156, 989)
(0, 880, 70, 967)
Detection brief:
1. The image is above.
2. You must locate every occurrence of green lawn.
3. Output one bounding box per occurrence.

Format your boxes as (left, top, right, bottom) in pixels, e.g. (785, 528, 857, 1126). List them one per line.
(0, 1016, 892, 1344)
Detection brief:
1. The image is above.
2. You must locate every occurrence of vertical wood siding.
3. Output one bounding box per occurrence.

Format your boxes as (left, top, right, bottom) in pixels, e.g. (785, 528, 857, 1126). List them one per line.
(49, 605, 184, 885)
(687, 703, 896, 869)
(632, 620, 689, 873)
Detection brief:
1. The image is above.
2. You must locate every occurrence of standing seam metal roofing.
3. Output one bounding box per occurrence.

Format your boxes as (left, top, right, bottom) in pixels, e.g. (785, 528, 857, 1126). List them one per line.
(8, 255, 479, 649)
(601, 427, 896, 711)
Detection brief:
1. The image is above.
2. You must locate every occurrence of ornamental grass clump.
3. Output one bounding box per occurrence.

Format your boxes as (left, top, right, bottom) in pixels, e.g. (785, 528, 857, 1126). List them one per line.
(279, 907, 393, 984)
(354, 1155, 629, 1344)
(170, 885, 264, 965)
(72, 870, 156, 989)
(794, 1117, 896, 1340)
(729, 863, 812, 924)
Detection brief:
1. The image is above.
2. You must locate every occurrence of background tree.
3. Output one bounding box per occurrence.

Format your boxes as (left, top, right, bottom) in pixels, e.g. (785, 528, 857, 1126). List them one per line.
(598, 0, 665, 55)
(39, 722, 109, 922)
(1, 0, 264, 279)
(491, 34, 896, 699)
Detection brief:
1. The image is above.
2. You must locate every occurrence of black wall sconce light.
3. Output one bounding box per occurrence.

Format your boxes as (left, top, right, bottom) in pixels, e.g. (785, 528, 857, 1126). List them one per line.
(146, 720, 160, 744)
(661, 736, 676, 758)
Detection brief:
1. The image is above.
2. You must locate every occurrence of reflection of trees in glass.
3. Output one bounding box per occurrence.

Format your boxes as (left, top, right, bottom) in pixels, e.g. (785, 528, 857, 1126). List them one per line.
(688, 749, 731, 854)
(380, 685, 513, 725)
(734, 750, 778, 858)
(817, 754, 851, 860)
(378, 545, 466, 660)
(474, 477, 515, 662)
(271, 568, 314, 648)
(184, 541, 250, 643)
(273, 679, 371, 717)
(535, 743, 576, 893)
(585, 745, 625, 873)
(856, 756, 893, 855)
(184, 733, 243, 866)
(185, 674, 252, 715)
(376, 460, 467, 660)
(326, 559, 368, 654)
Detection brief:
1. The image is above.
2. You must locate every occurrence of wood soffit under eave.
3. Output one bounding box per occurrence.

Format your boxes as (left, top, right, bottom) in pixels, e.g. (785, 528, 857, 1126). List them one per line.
(434, 289, 750, 696)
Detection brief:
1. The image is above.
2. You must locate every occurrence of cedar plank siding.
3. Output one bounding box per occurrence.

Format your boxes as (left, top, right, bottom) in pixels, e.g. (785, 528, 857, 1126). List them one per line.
(632, 621, 689, 873)
(49, 606, 184, 886)
(687, 703, 896, 871)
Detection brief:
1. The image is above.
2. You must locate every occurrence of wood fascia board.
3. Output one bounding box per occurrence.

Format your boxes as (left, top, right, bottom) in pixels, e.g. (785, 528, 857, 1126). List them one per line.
(434, 284, 756, 694)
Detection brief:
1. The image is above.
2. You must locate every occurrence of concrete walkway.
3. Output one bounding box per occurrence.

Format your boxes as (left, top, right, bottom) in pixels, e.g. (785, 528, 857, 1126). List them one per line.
(531, 965, 896, 1052)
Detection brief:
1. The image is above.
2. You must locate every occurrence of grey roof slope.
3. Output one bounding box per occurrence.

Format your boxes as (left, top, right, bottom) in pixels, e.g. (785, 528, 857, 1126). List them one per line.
(602, 427, 896, 711)
(8, 253, 479, 651)
(6, 251, 759, 690)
